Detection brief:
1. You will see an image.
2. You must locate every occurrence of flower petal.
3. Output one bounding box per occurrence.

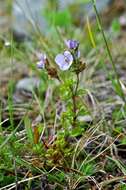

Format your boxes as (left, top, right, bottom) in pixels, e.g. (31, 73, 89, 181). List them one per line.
(55, 52, 73, 71)
(63, 51, 73, 64)
(37, 61, 45, 69)
(76, 50, 80, 58)
(37, 52, 46, 59)
(65, 39, 79, 49)
(60, 62, 72, 70)
(36, 52, 47, 69)
(55, 54, 65, 66)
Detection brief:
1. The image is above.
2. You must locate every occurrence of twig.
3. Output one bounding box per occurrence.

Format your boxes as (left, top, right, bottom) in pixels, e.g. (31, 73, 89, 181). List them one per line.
(100, 176, 126, 188)
(0, 174, 43, 190)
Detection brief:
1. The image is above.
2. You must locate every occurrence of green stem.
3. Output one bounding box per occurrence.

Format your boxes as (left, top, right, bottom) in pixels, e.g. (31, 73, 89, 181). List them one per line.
(72, 74, 79, 128)
(92, 0, 126, 104)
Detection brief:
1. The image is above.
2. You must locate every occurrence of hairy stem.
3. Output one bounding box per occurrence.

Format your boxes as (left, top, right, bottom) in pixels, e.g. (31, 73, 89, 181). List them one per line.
(72, 74, 79, 128)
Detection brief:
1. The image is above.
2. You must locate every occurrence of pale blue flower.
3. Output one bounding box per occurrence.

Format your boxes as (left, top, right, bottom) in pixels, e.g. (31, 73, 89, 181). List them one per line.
(36, 53, 46, 69)
(55, 51, 73, 71)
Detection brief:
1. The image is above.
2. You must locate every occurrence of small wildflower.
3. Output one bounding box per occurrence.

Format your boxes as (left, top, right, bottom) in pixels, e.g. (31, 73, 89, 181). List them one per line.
(65, 39, 79, 50)
(55, 51, 73, 71)
(119, 15, 126, 28)
(36, 53, 47, 69)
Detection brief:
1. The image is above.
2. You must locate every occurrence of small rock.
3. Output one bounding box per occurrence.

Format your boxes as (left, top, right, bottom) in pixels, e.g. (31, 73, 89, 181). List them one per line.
(77, 115, 93, 123)
(16, 77, 40, 92)
(12, 0, 47, 41)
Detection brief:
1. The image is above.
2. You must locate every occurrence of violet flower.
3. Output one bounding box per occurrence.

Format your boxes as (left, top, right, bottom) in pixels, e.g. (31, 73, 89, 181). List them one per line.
(55, 51, 73, 71)
(75, 50, 80, 58)
(65, 39, 79, 50)
(36, 53, 46, 69)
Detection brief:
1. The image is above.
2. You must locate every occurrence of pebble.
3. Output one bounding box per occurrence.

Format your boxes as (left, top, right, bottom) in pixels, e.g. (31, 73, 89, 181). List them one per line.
(77, 115, 93, 123)
(16, 77, 40, 92)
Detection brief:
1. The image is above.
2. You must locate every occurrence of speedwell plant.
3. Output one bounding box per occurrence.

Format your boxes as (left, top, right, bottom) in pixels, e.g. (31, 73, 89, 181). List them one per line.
(37, 39, 86, 137)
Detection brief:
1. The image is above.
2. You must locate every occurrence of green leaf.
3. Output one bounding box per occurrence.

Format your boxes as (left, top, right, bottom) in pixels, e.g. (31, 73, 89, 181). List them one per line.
(111, 78, 124, 98)
(55, 171, 65, 182)
(24, 116, 34, 144)
(77, 89, 86, 96)
(120, 184, 126, 190)
(71, 127, 84, 137)
(80, 163, 95, 175)
(54, 9, 72, 27)
(44, 9, 72, 27)
(111, 19, 120, 34)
